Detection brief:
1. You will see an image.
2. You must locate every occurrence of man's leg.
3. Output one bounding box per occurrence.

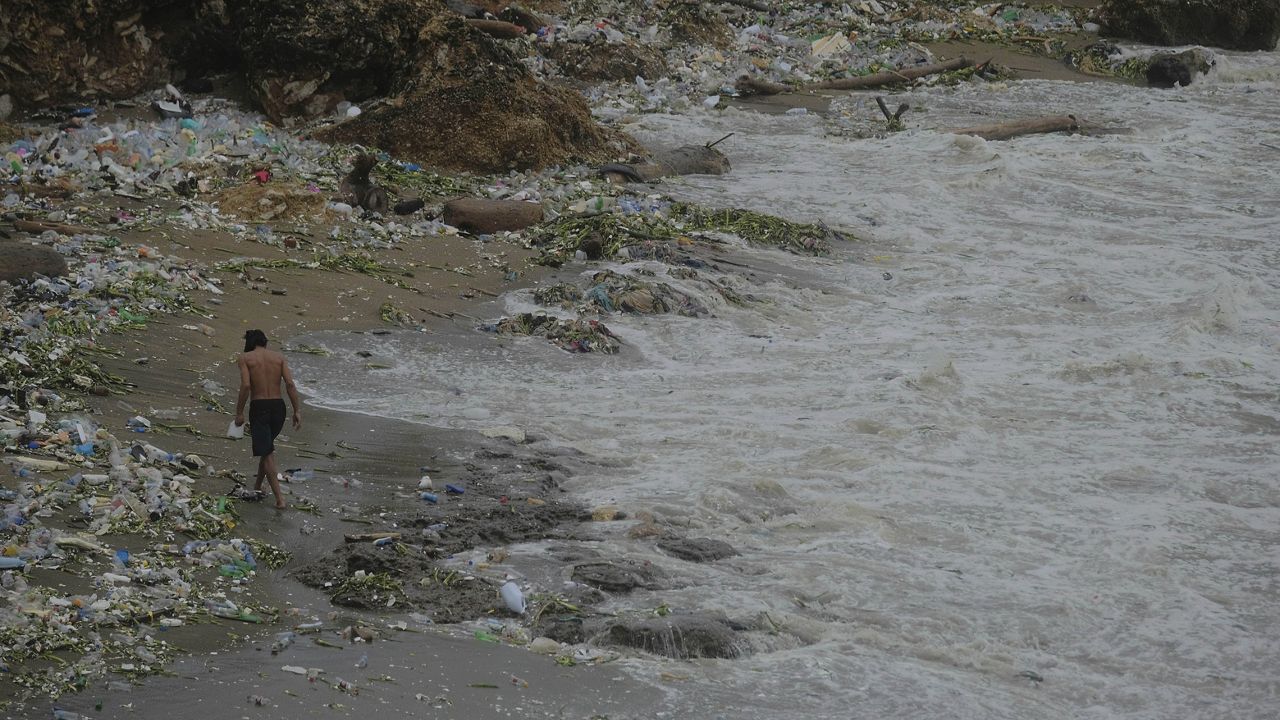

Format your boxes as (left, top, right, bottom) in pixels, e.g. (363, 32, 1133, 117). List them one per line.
(254, 456, 267, 492)
(262, 451, 285, 509)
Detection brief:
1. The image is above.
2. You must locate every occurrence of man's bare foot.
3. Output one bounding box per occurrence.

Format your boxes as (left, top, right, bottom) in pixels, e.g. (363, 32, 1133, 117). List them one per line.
(274, 502, 287, 510)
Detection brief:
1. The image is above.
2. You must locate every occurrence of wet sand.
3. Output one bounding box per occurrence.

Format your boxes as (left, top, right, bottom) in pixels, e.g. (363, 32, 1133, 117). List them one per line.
(4, 198, 656, 717)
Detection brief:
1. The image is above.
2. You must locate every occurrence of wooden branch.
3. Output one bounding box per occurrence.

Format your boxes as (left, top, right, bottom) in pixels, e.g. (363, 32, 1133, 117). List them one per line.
(466, 18, 526, 38)
(736, 57, 971, 97)
(13, 219, 96, 235)
(812, 56, 972, 91)
(949, 115, 1081, 141)
(714, 0, 771, 11)
(875, 97, 909, 123)
(735, 75, 792, 96)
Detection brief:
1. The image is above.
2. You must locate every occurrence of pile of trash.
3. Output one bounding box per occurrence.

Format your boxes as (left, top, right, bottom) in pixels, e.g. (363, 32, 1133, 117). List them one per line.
(526, 0, 1090, 122)
(0, 230, 219, 397)
(534, 270, 709, 318)
(478, 313, 622, 354)
(0, 405, 288, 698)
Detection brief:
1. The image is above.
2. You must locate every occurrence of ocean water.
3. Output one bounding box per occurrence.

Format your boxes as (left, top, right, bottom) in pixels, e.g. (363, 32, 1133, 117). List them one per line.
(290, 51, 1280, 720)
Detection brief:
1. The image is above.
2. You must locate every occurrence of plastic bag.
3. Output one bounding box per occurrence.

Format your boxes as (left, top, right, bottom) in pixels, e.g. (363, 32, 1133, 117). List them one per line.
(227, 420, 245, 439)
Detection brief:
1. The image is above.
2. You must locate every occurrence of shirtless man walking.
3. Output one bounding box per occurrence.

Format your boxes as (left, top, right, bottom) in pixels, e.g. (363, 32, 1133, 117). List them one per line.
(234, 330, 302, 509)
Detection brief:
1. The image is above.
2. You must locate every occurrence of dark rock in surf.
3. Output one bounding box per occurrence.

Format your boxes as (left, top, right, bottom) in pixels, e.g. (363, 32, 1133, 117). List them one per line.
(571, 560, 664, 593)
(656, 536, 738, 563)
(606, 615, 742, 659)
(1146, 49, 1215, 87)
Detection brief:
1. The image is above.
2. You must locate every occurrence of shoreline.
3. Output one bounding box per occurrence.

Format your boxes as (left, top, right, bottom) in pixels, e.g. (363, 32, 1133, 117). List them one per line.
(8, 0, 1259, 714)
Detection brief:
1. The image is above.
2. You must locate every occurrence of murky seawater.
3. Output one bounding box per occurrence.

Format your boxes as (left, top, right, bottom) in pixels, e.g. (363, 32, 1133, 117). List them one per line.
(291, 51, 1280, 719)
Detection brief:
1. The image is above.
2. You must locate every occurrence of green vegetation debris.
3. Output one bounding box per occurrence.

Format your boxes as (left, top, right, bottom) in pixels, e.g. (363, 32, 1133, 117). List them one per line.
(216, 252, 414, 290)
(669, 203, 835, 255)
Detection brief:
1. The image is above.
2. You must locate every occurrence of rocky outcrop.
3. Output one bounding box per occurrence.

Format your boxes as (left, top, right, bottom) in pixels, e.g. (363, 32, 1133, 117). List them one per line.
(315, 15, 632, 172)
(1100, 0, 1280, 51)
(606, 615, 742, 659)
(0, 243, 68, 283)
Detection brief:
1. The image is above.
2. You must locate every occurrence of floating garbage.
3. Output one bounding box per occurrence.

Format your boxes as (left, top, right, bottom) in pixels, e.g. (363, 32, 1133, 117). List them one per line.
(478, 313, 622, 354)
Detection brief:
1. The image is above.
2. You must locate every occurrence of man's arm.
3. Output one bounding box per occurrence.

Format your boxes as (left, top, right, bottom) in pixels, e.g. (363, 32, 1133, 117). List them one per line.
(234, 356, 251, 426)
(282, 358, 302, 429)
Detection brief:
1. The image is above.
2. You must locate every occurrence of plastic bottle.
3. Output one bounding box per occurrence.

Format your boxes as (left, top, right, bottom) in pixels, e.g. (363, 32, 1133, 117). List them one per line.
(500, 581, 526, 614)
(420, 492, 438, 504)
(271, 631, 295, 654)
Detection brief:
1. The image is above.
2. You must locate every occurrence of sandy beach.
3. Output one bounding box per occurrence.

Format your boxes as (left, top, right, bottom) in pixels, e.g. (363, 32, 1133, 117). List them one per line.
(1, 189, 668, 716)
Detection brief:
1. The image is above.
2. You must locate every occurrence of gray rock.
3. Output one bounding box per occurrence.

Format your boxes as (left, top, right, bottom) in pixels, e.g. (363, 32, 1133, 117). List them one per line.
(0, 243, 68, 283)
(606, 615, 742, 659)
(571, 560, 663, 593)
(656, 536, 738, 563)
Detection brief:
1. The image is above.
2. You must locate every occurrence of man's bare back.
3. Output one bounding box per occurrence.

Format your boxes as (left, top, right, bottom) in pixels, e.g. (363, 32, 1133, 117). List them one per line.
(239, 347, 291, 400)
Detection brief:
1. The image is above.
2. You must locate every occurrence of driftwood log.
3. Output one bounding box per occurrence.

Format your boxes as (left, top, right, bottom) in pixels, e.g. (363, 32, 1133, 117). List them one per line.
(950, 115, 1082, 141)
(443, 198, 544, 234)
(13, 219, 96, 235)
(599, 145, 731, 184)
(737, 57, 972, 97)
(466, 19, 526, 38)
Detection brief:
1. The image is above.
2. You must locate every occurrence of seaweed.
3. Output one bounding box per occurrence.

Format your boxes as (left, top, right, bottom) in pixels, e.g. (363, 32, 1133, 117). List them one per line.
(669, 203, 836, 256)
(215, 251, 414, 290)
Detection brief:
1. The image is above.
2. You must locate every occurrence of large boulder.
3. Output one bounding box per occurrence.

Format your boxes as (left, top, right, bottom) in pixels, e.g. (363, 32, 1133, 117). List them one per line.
(0, 243, 69, 283)
(316, 15, 632, 172)
(1099, 0, 1280, 51)
(1146, 49, 1215, 88)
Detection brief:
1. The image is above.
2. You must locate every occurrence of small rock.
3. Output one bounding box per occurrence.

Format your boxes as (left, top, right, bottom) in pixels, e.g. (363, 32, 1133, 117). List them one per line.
(480, 426, 526, 443)
(590, 505, 622, 521)
(393, 199, 425, 215)
(528, 636, 561, 654)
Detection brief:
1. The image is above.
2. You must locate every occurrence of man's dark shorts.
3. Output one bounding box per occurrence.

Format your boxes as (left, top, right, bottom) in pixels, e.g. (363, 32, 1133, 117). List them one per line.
(249, 399, 287, 457)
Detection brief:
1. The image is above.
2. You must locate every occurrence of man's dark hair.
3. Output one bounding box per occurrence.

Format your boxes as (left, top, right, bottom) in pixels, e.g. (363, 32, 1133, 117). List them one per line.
(243, 329, 268, 352)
